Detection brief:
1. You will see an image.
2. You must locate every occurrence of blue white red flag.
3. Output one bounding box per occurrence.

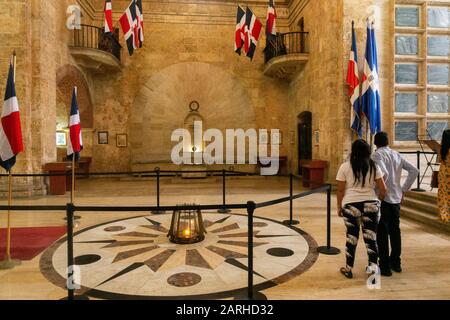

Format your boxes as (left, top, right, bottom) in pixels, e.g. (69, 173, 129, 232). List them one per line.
(0, 58, 23, 172)
(135, 0, 144, 48)
(244, 7, 263, 60)
(266, 0, 277, 41)
(347, 22, 362, 138)
(119, 0, 139, 56)
(67, 87, 83, 161)
(361, 21, 381, 135)
(104, 0, 113, 34)
(235, 6, 246, 55)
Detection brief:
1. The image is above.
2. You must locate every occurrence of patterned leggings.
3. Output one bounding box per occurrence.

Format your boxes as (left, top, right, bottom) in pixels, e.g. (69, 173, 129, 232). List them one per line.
(342, 201, 380, 270)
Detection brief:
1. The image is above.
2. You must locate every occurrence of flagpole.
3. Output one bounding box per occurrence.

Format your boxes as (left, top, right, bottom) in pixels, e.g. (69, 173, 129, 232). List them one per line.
(0, 52, 21, 270)
(71, 87, 77, 205)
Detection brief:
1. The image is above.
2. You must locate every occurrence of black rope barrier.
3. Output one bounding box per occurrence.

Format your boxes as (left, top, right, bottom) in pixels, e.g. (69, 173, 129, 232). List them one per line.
(1, 171, 337, 300)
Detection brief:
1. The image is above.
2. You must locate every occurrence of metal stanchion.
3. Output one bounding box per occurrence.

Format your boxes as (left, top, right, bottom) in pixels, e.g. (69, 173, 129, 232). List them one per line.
(218, 169, 231, 213)
(317, 187, 341, 255)
(244, 201, 266, 300)
(152, 168, 165, 214)
(63, 203, 88, 301)
(67, 203, 75, 300)
(283, 173, 300, 226)
(412, 151, 426, 192)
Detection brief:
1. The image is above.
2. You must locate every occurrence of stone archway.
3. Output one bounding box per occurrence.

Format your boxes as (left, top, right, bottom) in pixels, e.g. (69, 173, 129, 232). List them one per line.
(56, 65, 93, 161)
(129, 62, 256, 166)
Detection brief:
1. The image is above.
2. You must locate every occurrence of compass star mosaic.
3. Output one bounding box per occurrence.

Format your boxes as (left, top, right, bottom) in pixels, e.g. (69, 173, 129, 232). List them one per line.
(40, 213, 318, 299)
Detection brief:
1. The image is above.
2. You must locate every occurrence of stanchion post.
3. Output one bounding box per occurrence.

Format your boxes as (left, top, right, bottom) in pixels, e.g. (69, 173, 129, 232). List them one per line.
(283, 173, 299, 226)
(66, 203, 75, 300)
(0, 170, 21, 269)
(243, 201, 267, 301)
(412, 151, 425, 192)
(64, 203, 88, 301)
(247, 201, 255, 300)
(152, 168, 165, 214)
(317, 186, 341, 255)
(218, 169, 231, 213)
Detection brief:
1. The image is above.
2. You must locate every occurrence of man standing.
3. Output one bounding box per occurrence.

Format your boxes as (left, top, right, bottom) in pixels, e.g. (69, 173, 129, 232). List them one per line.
(372, 132, 419, 277)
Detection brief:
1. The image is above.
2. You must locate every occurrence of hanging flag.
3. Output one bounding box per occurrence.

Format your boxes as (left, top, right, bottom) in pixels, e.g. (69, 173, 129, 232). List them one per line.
(361, 21, 381, 135)
(135, 0, 144, 48)
(266, 0, 277, 41)
(104, 0, 113, 34)
(0, 57, 23, 172)
(235, 6, 246, 55)
(244, 7, 263, 60)
(347, 21, 362, 138)
(67, 87, 83, 161)
(119, 0, 139, 56)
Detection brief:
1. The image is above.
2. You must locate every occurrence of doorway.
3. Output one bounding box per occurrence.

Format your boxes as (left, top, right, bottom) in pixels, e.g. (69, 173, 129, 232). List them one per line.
(298, 111, 312, 172)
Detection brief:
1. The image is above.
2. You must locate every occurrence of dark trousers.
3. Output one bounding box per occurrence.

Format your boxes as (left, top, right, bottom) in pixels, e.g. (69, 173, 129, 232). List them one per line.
(342, 201, 380, 269)
(377, 201, 402, 270)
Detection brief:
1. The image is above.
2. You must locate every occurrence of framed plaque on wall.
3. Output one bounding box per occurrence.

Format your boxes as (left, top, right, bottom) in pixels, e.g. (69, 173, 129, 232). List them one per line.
(116, 134, 128, 148)
(98, 131, 109, 145)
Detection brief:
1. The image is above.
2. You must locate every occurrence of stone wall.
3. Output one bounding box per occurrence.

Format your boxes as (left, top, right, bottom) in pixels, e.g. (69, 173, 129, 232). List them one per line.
(82, 1, 292, 172)
(1, 0, 431, 194)
(287, 0, 346, 180)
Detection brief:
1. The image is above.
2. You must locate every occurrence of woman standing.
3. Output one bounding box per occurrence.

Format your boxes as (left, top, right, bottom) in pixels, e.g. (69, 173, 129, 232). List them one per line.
(438, 130, 450, 223)
(336, 139, 387, 279)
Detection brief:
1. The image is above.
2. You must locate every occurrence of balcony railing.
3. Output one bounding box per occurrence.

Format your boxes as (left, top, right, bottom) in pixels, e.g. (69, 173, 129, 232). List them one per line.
(73, 24, 122, 62)
(264, 32, 309, 64)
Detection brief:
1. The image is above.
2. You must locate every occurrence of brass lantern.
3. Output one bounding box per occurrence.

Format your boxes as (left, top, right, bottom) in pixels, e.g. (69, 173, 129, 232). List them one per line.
(168, 205, 206, 244)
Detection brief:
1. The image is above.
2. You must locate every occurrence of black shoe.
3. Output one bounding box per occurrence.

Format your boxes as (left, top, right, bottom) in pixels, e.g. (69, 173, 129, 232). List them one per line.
(380, 268, 392, 277)
(391, 265, 402, 273)
(340, 267, 353, 279)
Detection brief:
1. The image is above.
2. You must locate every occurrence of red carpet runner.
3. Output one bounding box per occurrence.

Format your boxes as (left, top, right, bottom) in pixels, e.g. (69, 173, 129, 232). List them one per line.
(0, 227, 66, 261)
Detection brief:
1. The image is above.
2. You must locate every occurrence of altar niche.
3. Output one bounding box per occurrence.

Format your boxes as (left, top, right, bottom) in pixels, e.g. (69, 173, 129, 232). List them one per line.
(171, 101, 280, 176)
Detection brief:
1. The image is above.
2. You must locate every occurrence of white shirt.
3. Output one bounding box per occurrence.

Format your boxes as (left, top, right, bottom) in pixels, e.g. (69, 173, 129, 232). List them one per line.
(336, 161, 384, 206)
(372, 146, 419, 204)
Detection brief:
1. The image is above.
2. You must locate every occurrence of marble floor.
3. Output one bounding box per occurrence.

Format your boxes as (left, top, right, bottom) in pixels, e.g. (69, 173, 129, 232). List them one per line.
(0, 176, 449, 300)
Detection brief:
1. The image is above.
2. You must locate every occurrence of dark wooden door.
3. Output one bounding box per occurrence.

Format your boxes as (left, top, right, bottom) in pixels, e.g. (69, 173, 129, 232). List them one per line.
(298, 112, 312, 172)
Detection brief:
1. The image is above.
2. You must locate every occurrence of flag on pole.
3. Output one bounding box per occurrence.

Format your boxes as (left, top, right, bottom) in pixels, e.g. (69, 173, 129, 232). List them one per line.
(235, 6, 246, 55)
(67, 87, 83, 161)
(244, 7, 263, 60)
(347, 21, 362, 138)
(0, 57, 23, 172)
(266, 0, 277, 41)
(135, 0, 144, 48)
(104, 0, 113, 34)
(361, 21, 381, 135)
(119, 0, 139, 56)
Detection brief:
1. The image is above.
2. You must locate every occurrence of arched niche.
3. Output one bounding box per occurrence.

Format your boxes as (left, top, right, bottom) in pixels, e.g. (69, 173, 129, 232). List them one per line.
(183, 101, 206, 153)
(56, 65, 93, 129)
(129, 62, 256, 165)
(56, 65, 94, 161)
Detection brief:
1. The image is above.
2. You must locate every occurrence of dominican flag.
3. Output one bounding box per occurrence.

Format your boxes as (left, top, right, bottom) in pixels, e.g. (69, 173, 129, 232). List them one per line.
(266, 0, 277, 41)
(361, 21, 381, 135)
(347, 22, 362, 138)
(0, 59, 23, 172)
(244, 7, 263, 60)
(135, 0, 144, 48)
(119, 0, 139, 56)
(235, 6, 246, 55)
(104, 0, 113, 34)
(67, 88, 83, 161)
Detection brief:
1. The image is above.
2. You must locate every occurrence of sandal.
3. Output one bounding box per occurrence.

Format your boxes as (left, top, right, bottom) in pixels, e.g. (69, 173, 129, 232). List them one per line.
(340, 267, 353, 279)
